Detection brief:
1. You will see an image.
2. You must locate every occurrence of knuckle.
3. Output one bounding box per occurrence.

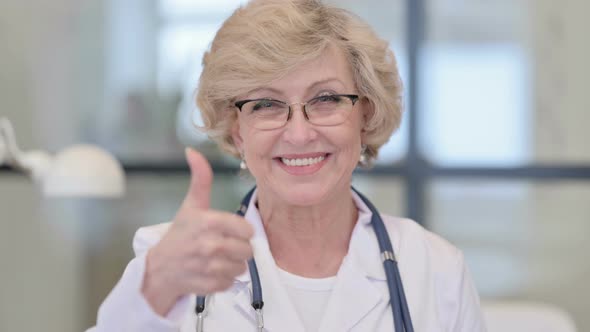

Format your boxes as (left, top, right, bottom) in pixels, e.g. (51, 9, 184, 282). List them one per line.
(245, 244, 254, 257)
(201, 260, 219, 277)
(199, 216, 220, 233)
(244, 224, 255, 238)
(200, 240, 224, 257)
(200, 261, 214, 275)
(198, 216, 212, 229)
(237, 262, 248, 274)
(237, 243, 253, 260)
(199, 278, 218, 293)
(182, 256, 202, 274)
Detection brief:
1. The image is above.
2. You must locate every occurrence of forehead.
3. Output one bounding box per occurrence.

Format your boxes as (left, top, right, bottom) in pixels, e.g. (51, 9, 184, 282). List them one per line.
(247, 44, 356, 98)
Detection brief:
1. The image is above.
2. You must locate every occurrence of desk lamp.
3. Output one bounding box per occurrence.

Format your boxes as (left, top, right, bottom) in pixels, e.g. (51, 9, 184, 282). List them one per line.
(0, 117, 125, 197)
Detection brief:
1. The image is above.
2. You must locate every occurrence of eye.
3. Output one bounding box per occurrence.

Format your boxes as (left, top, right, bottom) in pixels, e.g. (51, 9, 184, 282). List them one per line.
(252, 99, 280, 111)
(312, 94, 342, 104)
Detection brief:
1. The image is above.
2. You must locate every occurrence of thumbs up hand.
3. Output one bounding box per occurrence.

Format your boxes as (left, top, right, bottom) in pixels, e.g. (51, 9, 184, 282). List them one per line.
(142, 148, 254, 316)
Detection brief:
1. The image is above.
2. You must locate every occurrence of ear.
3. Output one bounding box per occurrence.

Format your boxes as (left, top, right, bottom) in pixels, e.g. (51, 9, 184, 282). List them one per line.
(231, 119, 244, 155)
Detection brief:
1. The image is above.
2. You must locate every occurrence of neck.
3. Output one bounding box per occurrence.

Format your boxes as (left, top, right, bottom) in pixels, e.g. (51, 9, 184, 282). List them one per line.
(256, 185, 358, 278)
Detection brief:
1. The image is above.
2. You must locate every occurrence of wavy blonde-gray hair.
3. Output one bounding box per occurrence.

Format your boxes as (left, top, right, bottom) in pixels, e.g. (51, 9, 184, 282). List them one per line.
(196, 0, 403, 165)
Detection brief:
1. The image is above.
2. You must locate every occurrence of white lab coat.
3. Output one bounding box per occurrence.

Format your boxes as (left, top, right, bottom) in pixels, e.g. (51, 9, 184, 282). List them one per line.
(87, 190, 486, 332)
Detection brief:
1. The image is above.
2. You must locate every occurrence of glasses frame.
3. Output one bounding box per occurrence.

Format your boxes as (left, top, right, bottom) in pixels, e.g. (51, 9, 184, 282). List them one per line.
(234, 94, 360, 129)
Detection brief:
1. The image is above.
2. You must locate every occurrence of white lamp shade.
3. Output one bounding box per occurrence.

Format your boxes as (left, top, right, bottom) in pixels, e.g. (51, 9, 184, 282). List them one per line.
(41, 144, 125, 197)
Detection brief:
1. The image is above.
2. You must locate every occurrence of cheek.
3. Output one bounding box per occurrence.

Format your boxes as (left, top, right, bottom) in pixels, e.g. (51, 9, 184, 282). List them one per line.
(335, 126, 363, 166)
(338, 121, 363, 149)
(241, 130, 277, 164)
(341, 138, 361, 166)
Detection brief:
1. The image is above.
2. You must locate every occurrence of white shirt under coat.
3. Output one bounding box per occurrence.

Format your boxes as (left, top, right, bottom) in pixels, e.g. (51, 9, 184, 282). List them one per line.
(87, 189, 487, 332)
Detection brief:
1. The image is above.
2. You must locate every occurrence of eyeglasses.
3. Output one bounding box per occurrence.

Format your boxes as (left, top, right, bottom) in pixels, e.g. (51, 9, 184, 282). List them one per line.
(234, 94, 360, 130)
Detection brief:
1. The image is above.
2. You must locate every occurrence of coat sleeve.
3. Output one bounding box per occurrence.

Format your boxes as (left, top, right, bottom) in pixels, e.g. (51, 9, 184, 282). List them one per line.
(85, 224, 192, 332)
(448, 251, 488, 332)
(419, 224, 487, 332)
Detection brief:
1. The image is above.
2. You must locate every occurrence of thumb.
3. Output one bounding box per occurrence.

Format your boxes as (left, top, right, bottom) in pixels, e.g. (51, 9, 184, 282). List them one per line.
(183, 147, 213, 210)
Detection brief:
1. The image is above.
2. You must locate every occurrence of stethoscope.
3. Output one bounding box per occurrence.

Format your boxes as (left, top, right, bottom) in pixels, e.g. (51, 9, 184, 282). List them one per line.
(195, 187, 414, 332)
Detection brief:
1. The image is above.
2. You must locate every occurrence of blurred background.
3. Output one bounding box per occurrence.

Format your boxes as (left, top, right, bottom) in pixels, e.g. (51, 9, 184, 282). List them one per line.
(1, 0, 589, 330)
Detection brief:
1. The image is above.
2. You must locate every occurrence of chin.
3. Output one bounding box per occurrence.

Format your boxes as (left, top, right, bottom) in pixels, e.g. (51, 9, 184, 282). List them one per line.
(273, 181, 336, 207)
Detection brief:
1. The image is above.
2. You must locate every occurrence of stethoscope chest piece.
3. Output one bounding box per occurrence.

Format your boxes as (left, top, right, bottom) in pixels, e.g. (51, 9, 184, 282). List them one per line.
(255, 308, 264, 332)
(196, 311, 204, 332)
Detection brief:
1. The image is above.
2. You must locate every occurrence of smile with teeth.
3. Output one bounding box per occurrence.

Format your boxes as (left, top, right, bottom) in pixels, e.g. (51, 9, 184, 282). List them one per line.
(280, 155, 326, 167)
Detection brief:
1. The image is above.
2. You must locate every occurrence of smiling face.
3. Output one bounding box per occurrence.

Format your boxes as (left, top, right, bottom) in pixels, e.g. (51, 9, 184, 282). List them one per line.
(232, 45, 368, 206)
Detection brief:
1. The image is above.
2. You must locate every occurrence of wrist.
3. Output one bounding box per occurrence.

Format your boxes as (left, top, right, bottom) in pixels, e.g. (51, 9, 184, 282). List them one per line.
(141, 248, 180, 317)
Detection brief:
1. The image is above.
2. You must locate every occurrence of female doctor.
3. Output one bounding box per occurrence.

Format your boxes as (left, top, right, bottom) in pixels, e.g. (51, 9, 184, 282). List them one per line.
(88, 0, 486, 331)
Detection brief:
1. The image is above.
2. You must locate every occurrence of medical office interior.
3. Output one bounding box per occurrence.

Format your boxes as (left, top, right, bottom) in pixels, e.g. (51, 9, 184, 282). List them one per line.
(1, 0, 588, 331)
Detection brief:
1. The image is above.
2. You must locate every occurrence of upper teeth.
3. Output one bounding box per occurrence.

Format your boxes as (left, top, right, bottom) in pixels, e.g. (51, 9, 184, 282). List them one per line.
(281, 155, 325, 166)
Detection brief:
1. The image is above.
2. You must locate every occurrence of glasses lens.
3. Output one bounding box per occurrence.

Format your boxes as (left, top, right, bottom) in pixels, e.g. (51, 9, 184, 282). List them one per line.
(306, 95, 353, 126)
(242, 99, 289, 129)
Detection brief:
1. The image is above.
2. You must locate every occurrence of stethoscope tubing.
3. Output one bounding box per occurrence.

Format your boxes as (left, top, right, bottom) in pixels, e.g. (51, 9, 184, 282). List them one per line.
(195, 189, 264, 317)
(352, 187, 414, 332)
(195, 186, 414, 332)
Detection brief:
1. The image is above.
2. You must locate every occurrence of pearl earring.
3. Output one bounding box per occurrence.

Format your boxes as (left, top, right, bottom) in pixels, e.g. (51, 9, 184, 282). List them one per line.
(240, 152, 247, 170)
(359, 144, 368, 165)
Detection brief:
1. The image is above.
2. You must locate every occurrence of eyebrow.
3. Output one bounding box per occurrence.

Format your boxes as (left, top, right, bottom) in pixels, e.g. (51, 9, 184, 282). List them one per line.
(246, 78, 347, 98)
(307, 78, 346, 92)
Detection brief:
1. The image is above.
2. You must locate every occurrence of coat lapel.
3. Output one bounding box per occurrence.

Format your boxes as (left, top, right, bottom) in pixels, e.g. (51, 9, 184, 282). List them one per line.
(317, 256, 384, 331)
(317, 207, 388, 332)
(232, 191, 306, 332)
(232, 237, 306, 332)
(231, 189, 398, 332)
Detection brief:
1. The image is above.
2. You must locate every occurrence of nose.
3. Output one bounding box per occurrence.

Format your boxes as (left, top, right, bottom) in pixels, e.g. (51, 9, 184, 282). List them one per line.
(282, 104, 317, 145)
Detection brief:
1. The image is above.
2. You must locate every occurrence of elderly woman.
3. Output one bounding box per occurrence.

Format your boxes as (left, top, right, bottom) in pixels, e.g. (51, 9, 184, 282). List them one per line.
(88, 0, 485, 331)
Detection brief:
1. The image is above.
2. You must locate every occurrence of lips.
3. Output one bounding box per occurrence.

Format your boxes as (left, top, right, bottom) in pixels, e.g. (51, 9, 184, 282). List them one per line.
(280, 155, 325, 166)
(274, 153, 330, 175)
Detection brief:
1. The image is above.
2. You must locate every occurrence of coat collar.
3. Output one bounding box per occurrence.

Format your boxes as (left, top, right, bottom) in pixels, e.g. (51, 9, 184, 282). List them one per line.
(234, 188, 398, 282)
(231, 188, 399, 331)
